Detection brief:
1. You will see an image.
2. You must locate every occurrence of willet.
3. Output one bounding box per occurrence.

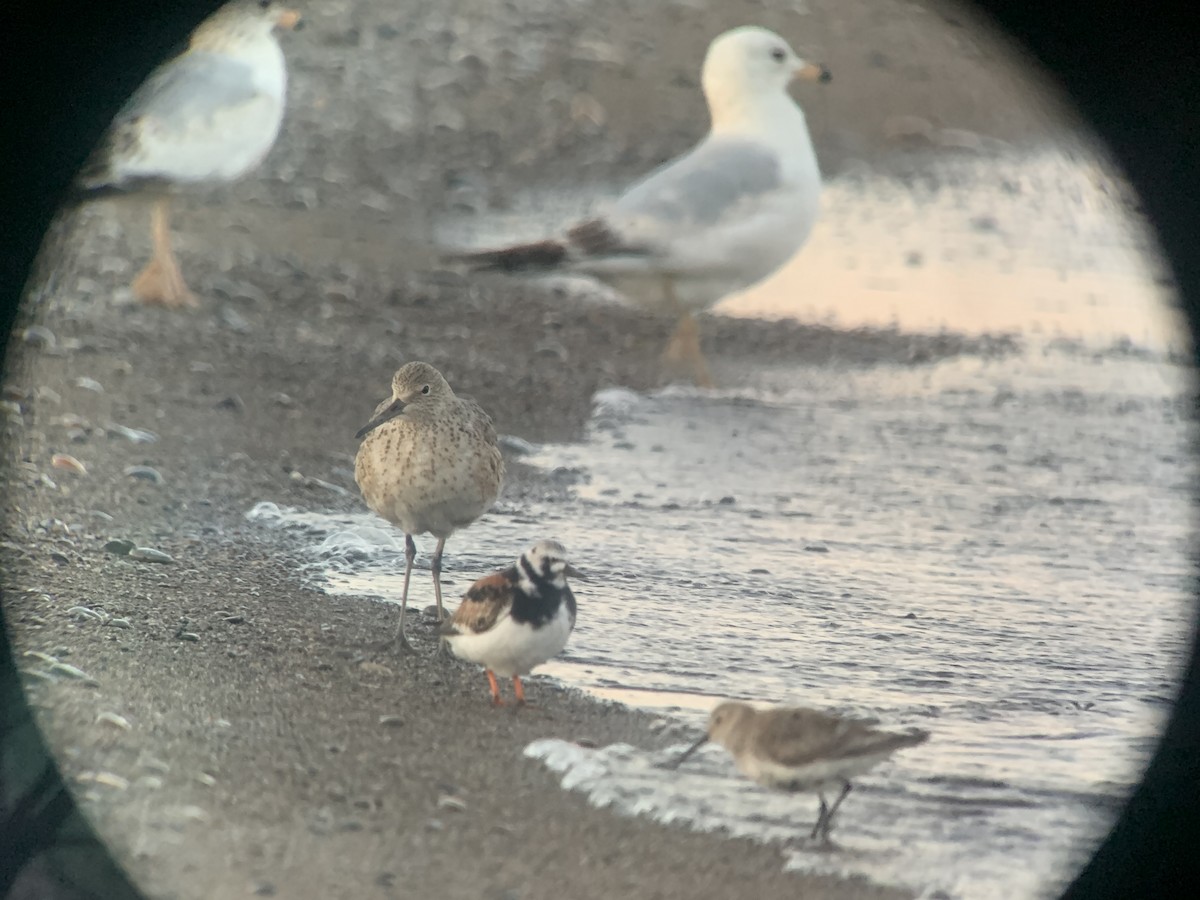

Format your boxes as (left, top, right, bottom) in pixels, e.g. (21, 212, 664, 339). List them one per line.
(354, 362, 504, 652)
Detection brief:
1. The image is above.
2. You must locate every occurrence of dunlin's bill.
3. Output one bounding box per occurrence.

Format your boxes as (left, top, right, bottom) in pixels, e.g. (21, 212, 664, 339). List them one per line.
(448, 26, 830, 387)
(73, 0, 301, 308)
(354, 362, 504, 652)
(439, 540, 582, 706)
(669, 701, 929, 843)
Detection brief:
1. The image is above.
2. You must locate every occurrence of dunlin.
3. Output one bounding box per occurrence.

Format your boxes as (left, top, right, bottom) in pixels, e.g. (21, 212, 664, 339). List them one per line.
(448, 26, 830, 387)
(669, 701, 929, 843)
(74, 0, 301, 308)
(439, 540, 582, 706)
(354, 362, 504, 652)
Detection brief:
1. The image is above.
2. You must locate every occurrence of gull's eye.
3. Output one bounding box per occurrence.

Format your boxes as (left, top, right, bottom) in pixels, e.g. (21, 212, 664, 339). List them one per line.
(421, 385, 431, 395)
(770, 47, 786, 63)
(258, 0, 273, 9)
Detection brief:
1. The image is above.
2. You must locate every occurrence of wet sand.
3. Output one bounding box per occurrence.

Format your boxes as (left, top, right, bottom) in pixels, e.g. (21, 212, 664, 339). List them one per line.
(0, 236, 1015, 898)
(1, 0, 1053, 896)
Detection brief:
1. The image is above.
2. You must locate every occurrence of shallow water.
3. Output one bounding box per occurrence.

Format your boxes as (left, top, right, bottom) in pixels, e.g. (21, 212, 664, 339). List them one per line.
(249, 148, 1196, 899)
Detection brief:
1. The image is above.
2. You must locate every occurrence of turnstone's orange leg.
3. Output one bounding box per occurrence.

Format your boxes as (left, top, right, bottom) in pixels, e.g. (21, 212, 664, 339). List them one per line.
(486, 670, 506, 706)
(512, 675, 527, 706)
(131, 198, 199, 309)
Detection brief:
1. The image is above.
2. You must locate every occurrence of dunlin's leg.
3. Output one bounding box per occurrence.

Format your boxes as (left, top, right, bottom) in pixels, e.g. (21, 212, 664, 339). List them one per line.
(388, 534, 417, 652)
(512, 675, 527, 706)
(659, 280, 714, 388)
(821, 781, 853, 834)
(810, 793, 830, 840)
(486, 670, 505, 706)
(131, 198, 198, 309)
(430, 536, 453, 658)
(816, 782, 854, 844)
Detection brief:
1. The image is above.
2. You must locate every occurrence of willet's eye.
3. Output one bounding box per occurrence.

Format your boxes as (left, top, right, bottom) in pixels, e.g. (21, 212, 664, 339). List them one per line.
(421, 385, 430, 394)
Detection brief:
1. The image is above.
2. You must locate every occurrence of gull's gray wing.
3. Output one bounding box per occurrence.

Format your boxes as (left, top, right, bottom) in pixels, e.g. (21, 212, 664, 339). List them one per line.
(611, 138, 783, 232)
(444, 138, 785, 271)
(79, 51, 264, 192)
(116, 51, 261, 131)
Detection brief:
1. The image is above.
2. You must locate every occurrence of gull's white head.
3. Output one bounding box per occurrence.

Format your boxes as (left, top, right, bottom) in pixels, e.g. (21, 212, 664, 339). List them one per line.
(701, 26, 830, 126)
(192, 0, 303, 50)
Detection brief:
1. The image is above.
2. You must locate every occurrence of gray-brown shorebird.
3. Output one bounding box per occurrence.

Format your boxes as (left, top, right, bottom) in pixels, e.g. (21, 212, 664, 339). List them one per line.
(354, 362, 504, 652)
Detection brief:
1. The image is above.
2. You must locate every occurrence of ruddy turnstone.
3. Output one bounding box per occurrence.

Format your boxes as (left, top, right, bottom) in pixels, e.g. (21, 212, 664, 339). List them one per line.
(669, 701, 929, 843)
(439, 540, 582, 706)
(74, 0, 301, 308)
(354, 362, 504, 652)
(447, 26, 830, 387)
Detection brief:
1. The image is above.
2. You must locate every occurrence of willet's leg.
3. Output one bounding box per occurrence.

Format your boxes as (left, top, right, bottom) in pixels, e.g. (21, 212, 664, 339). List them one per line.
(430, 536, 452, 658)
(659, 280, 714, 388)
(388, 534, 417, 652)
(486, 670, 505, 706)
(131, 197, 198, 309)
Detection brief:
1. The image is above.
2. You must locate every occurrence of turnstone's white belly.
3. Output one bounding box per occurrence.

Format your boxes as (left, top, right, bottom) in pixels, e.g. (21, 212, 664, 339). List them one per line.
(447, 601, 573, 678)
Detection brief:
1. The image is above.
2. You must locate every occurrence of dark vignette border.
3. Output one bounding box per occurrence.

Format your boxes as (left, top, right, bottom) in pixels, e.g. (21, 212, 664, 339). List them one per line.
(1, 0, 1197, 896)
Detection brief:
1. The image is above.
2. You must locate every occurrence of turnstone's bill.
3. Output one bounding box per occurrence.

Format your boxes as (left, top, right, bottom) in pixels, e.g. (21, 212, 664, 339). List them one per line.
(74, 0, 301, 308)
(447, 25, 830, 387)
(669, 701, 929, 843)
(354, 362, 504, 652)
(439, 540, 582, 706)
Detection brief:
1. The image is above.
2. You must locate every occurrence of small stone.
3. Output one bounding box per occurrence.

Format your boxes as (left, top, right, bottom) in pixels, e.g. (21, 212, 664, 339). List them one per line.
(79, 771, 129, 790)
(215, 395, 245, 412)
(66, 606, 105, 621)
(220, 307, 251, 333)
(437, 794, 467, 812)
(223, 614, 245, 624)
(105, 423, 158, 444)
(74, 377, 104, 393)
(177, 632, 201, 642)
(252, 883, 277, 897)
(498, 434, 536, 456)
(103, 539, 136, 556)
(718, 495, 736, 505)
(22, 325, 57, 349)
(378, 715, 404, 728)
(128, 547, 174, 564)
(51, 453, 87, 475)
(96, 711, 132, 730)
(49, 661, 96, 683)
(124, 465, 163, 484)
(804, 544, 830, 553)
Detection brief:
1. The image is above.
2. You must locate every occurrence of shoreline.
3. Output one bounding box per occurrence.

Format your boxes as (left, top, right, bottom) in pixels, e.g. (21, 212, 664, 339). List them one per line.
(1, 1, 1089, 893)
(0, 239, 1019, 898)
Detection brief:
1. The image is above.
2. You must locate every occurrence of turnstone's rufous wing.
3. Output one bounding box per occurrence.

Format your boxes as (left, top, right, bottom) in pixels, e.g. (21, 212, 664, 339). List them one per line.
(439, 569, 517, 636)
